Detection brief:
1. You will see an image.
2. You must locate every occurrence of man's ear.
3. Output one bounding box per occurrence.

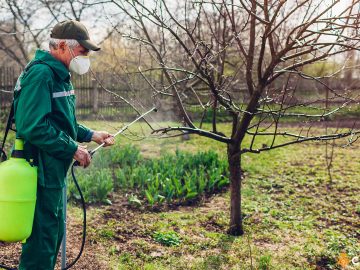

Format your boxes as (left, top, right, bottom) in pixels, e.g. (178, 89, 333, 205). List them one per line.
(58, 41, 67, 53)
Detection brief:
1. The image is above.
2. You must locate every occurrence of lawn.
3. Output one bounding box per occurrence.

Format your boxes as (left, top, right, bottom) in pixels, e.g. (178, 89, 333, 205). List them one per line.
(0, 121, 359, 270)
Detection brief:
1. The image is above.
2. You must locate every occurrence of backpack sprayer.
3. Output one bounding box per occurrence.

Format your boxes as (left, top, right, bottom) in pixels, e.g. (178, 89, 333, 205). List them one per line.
(0, 107, 157, 270)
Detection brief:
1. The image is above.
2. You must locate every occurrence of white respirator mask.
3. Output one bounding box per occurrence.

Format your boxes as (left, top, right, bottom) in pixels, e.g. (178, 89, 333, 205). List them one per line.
(69, 48, 91, 75)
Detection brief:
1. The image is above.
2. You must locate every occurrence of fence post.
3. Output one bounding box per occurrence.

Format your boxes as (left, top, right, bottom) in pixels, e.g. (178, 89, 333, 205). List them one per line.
(92, 72, 99, 114)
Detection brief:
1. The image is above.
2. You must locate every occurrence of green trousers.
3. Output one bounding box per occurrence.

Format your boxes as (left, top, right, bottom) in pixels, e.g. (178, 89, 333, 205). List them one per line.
(19, 185, 64, 270)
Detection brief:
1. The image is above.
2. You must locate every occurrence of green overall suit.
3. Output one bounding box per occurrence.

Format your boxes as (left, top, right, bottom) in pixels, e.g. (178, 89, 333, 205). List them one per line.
(13, 49, 93, 270)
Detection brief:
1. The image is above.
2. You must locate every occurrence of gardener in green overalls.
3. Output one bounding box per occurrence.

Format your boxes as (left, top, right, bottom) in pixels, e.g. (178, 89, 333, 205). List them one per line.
(13, 20, 115, 270)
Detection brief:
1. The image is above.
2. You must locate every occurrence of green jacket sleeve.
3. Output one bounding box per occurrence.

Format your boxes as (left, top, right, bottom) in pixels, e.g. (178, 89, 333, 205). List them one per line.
(15, 65, 78, 160)
(77, 124, 93, 143)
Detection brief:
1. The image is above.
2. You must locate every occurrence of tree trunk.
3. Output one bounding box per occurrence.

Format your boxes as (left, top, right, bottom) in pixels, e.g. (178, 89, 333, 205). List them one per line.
(227, 143, 244, 236)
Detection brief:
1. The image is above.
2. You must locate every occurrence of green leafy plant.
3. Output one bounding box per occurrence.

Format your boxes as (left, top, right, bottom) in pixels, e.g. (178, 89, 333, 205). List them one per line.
(67, 168, 113, 203)
(68, 144, 229, 206)
(108, 144, 140, 167)
(116, 149, 229, 205)
(153, 231, 181, 247)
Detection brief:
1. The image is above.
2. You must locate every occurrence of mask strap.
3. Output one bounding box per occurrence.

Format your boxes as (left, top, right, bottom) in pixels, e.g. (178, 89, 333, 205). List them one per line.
(67, 44, 76, 60)
(68, 46, 89, 59)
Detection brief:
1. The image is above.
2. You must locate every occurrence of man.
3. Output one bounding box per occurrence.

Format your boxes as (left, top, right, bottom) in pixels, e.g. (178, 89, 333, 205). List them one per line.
(13, 20, 114, 269)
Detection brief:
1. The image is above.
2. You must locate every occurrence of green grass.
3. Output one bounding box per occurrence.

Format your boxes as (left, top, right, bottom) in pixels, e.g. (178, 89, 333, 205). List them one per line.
(176, 103, 360, 123)
(63, 120, 360, 270)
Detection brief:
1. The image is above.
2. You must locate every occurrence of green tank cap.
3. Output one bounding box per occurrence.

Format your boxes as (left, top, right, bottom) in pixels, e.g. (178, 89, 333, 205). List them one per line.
(12, 139, 25, 159)
(14, 139, 24, 151)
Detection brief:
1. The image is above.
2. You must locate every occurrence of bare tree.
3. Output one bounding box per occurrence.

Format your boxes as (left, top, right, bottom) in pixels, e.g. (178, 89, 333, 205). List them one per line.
(98, 0, 360, 236)
(0, 0, 107, 66)
(0, 0, 53, 67)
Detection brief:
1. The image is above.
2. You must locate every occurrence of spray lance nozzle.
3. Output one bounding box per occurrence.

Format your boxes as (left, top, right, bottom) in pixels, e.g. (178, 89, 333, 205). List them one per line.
(73, 107, 157, 167)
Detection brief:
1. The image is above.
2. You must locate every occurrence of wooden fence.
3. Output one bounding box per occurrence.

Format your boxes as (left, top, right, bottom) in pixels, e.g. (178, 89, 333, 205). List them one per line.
(2, 66, 360, 122)
(0, 67, 138, 121)
(0, 67, 18, 116)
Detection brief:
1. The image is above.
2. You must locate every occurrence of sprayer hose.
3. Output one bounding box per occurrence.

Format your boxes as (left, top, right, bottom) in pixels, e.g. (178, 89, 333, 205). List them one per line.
(0, 161, 87, 270)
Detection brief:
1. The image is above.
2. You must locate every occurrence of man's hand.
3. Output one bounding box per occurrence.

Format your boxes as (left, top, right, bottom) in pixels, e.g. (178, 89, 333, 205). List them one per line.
(91, 131, 115, 147)
(74, 145, 91, 168)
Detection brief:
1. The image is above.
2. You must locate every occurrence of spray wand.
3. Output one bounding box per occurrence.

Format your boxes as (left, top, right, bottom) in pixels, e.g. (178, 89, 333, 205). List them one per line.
(89, 107, 157, 156)
(72, 107, 157, 166)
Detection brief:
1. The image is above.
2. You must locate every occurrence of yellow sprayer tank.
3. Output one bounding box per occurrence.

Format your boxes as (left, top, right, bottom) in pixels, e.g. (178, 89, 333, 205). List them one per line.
(0, 139, 37, 242)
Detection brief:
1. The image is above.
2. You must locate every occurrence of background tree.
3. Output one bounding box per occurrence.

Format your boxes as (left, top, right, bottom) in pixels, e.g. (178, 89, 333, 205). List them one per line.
(0, 0, 110, 67)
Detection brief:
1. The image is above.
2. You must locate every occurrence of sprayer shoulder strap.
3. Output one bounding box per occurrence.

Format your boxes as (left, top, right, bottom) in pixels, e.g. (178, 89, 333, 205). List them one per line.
(0, 103, 14, 160)
(0, 60, 48, 161)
